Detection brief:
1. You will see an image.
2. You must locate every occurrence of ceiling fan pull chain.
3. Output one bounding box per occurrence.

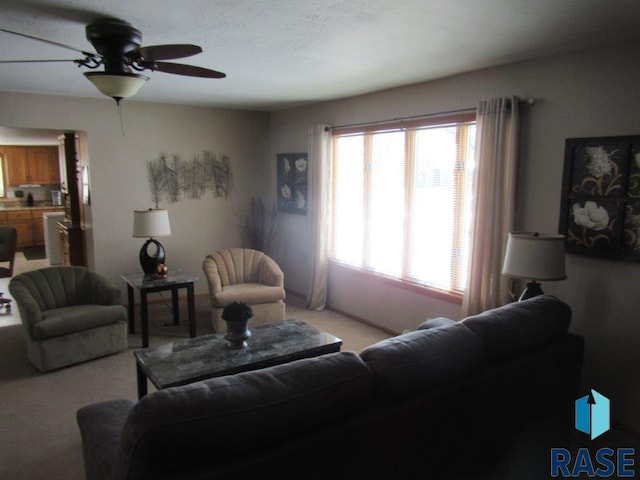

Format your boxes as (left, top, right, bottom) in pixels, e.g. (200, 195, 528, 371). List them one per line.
(116, 101, 126, 137)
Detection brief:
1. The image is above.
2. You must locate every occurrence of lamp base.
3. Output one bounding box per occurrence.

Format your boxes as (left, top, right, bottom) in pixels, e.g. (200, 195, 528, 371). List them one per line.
(139, 238, 166, 274)
(518, 281, 544, 301)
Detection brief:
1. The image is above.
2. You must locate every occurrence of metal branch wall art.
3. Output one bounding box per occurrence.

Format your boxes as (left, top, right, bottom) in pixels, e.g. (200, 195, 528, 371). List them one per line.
(147, 151, 233, 207)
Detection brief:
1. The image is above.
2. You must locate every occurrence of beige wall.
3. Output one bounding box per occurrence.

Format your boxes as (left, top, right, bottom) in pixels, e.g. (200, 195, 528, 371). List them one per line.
(270, 40, 640, 432)
(0, 92, 270, 295)
(1, 39, 638, 432)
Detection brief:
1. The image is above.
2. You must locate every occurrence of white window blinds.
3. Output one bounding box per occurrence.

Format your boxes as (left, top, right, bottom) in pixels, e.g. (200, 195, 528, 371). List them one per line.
(331, 113, 476, 294)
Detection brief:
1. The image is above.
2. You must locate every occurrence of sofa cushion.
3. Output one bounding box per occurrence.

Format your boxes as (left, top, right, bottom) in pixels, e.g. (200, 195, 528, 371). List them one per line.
(360, 323, 483, 403)
(214, 283, 284, 306)
(33, 305, 126, 340)
(9, 266, 120, 311)
(119, 351, 374, 474)
(461, 295, 571, 360)
(211, 248, 266, 285)
(417, 317, 456, 330)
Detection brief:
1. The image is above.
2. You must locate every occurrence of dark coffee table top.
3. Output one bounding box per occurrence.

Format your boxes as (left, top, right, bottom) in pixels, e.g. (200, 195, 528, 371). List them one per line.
(134, 319, 343, 391)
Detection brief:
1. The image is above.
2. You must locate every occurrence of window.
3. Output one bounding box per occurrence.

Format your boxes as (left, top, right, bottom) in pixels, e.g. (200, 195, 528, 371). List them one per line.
(331, 113, 476, 296)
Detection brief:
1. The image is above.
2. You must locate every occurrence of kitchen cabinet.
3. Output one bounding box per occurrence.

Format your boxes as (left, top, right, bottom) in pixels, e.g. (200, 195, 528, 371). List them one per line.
(4, 146, 61, 185)
(1, 208, 64, 249)
(6, 210, 33, 249)
(4, 147, 29, 185)
(29, 147, 61, 184)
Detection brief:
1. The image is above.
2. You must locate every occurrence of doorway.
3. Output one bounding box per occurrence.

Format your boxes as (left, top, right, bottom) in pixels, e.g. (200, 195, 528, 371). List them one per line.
(0, 126, 93, 271)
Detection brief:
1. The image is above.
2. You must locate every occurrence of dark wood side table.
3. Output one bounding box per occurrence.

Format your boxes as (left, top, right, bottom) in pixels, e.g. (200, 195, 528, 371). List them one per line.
(122, 269, 198, 348)
(134, 319, 343, 398)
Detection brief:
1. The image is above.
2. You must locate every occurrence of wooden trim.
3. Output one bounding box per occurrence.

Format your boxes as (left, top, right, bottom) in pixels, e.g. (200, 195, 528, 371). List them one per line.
(332, 111, 477, 136)
(330, 112, 475, 303)
(362, 135, 373, 266)
(452, 124, 469, 289)
(402, 131, 415, 277)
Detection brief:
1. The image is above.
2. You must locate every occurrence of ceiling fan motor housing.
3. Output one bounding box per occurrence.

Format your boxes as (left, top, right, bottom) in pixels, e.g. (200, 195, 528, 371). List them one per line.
(0, 16, 226, 104)
(85, 19, 142, 73)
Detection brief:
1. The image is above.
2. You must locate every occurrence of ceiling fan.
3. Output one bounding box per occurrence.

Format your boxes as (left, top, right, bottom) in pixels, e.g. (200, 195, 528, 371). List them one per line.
(0, 18, 226, 104)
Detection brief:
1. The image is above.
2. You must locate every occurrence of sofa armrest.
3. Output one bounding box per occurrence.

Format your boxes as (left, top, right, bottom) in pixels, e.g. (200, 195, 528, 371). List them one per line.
(8, 280, 43, 334)
(77, 399, 134, 480)
(259, 255, 284, 288)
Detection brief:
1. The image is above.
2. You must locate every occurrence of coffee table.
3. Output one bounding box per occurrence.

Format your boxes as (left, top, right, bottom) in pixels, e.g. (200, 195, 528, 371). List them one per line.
(134, 319, 343, 398)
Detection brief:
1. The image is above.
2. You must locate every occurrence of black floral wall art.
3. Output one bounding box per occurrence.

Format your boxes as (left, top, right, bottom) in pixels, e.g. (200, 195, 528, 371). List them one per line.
(559, 135, 640, 260)
(277, 153, 307, 215)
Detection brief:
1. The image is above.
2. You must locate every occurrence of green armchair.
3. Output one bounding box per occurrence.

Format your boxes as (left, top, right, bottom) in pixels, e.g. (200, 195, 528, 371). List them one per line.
(0, 226, 17, 278)
(9, 266, 128, 372)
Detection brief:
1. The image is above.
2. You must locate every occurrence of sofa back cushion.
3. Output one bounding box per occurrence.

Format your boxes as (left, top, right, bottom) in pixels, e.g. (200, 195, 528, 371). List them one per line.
(119, 351, 374, 475)
(360, 323, 483, 403)
(208, 248, 266, 286)
(0, 225, 16, 262)
(461, 295, 571, 360)
(9, 266, 118, 312)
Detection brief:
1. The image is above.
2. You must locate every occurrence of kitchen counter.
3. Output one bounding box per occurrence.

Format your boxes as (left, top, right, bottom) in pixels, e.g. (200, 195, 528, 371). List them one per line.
(0, 204, 64, 211)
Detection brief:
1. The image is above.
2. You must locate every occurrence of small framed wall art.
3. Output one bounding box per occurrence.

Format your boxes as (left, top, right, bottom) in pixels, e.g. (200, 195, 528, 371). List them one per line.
(558, 135, 640, 261)
(277, 153, 308, 215)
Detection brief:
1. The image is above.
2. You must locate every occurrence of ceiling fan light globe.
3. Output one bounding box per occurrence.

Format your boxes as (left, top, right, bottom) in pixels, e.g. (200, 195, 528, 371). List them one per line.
(84, 72, 149, 101)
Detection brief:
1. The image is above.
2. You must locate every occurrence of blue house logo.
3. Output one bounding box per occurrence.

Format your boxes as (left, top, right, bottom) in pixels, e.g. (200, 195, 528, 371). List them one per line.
(575, 389, 610, 440)
(552, 390, 635, 477)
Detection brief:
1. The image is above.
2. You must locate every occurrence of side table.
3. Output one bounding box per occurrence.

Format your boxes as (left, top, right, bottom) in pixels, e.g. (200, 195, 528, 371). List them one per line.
(122, 269, 198, 348)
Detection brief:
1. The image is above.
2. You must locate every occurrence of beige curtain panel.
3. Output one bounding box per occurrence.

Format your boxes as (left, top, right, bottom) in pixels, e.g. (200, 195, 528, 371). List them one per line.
(462, 97, 520, 316)
(306, 124, 333, 310)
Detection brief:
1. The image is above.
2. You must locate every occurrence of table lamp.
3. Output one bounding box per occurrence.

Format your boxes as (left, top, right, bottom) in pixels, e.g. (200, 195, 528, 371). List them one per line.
(133, 209, 171, 274)
(502, 231, 567, 301)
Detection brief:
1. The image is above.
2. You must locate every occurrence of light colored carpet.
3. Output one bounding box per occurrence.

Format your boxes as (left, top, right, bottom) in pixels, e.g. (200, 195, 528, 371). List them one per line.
(0, 294, 390, 480)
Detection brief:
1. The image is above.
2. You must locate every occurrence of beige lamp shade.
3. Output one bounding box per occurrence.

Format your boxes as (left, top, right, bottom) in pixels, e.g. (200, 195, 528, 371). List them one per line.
(502, 232, 567, 281)
(132, 209, 171, 238)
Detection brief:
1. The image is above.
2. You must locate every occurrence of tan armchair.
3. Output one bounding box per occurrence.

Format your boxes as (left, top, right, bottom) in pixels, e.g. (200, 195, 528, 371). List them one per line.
(203, 248, 285, 332)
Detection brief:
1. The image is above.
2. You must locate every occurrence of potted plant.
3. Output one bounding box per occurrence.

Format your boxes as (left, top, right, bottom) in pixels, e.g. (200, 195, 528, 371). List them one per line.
(221, 301, 253, 349)
(245, 197, 281, 254)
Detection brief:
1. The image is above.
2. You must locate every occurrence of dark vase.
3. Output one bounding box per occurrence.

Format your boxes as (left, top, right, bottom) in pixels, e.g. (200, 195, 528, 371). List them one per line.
(224, 319, 252, 349)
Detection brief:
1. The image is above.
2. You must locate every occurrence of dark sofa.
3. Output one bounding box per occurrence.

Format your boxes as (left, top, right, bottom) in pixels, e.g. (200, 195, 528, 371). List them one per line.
(77, 295, 584, 480)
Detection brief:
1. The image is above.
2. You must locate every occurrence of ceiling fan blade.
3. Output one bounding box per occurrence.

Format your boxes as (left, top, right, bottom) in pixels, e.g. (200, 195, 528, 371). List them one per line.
(150, 61, 226, 78)
(128, 44, 202, 61)
(0, 28, 95, 56)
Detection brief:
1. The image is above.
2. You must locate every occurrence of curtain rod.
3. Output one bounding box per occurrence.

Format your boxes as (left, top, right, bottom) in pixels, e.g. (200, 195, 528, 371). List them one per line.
(326, 97, 536, 132)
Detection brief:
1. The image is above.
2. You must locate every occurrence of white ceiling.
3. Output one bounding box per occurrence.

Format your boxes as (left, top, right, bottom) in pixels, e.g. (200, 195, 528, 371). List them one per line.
(1, 0, 640, 114)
